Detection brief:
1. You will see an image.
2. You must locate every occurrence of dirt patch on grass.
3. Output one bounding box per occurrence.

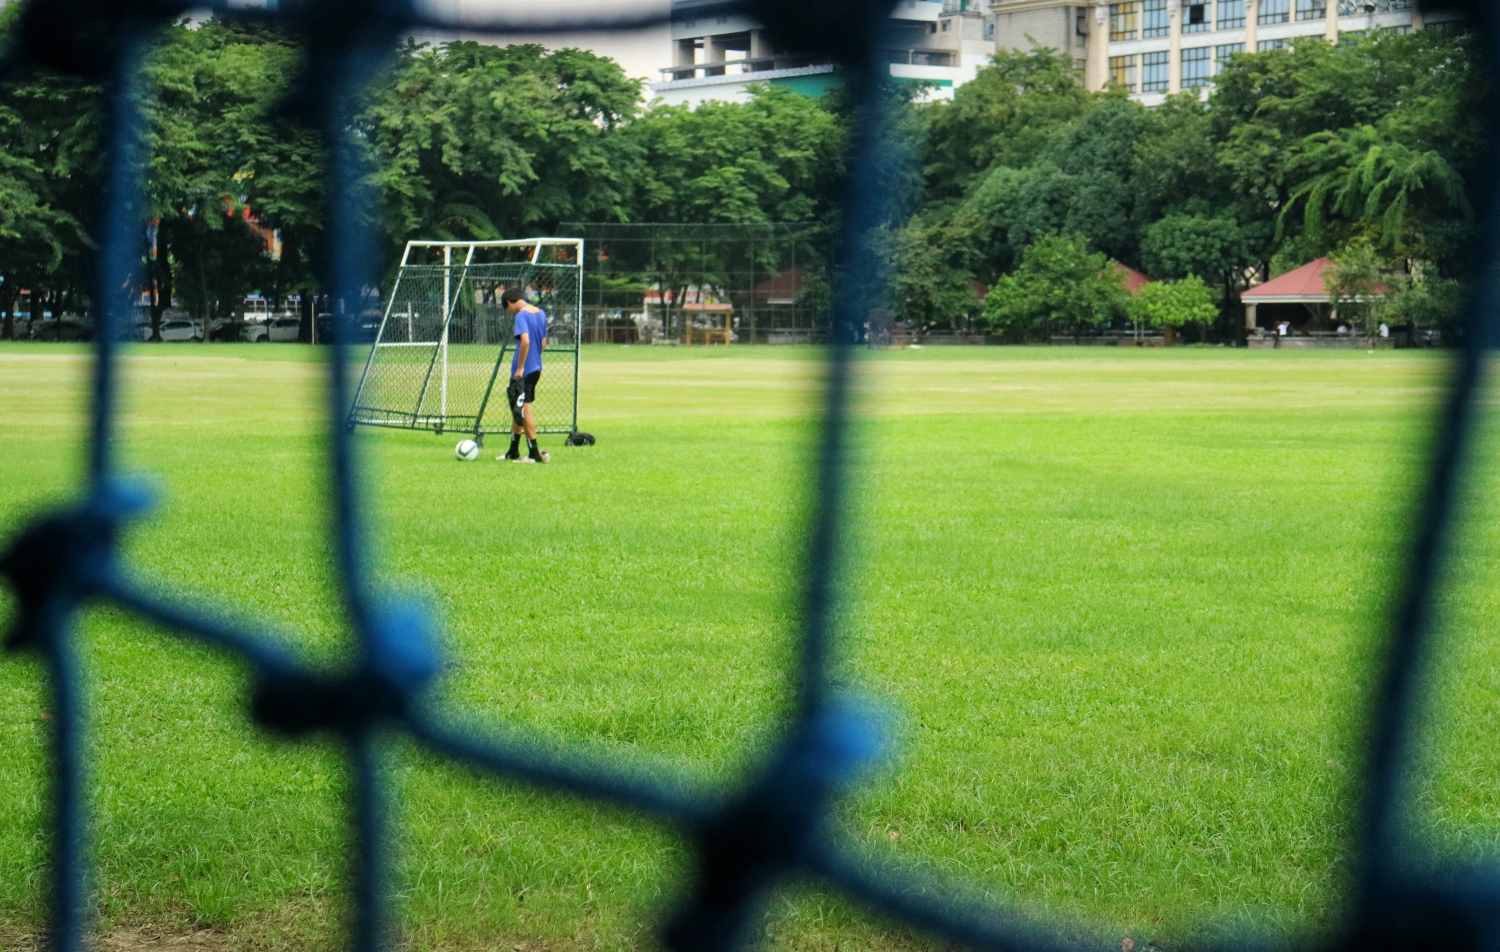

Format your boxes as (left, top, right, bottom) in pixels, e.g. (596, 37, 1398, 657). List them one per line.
(102, 928, 234, 952)
(0, 927, 235, 952)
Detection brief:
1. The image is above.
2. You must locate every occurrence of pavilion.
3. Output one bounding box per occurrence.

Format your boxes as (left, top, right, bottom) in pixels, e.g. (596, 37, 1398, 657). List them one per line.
(1241, 257, 1384, 330)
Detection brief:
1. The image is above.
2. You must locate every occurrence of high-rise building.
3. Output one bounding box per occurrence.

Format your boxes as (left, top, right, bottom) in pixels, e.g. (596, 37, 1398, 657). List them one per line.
(649, 0, 997, 106)
(1080, 0, 1461, 104)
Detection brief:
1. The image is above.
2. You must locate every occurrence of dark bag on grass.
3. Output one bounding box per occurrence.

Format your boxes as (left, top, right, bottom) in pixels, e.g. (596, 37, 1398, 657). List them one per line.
(566, 431, 596, 446)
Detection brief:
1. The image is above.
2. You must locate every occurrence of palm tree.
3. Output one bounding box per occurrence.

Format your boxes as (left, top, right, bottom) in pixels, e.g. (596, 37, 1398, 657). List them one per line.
(1279, 122, 1470, 258)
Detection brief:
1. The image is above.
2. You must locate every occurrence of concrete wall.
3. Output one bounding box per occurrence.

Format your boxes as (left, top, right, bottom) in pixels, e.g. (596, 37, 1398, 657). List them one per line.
(990, 0, 1086, 62)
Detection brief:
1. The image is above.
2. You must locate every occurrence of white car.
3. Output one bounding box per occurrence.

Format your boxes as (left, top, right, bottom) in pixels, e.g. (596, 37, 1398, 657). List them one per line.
(242, 317, 301, 342)
(159, 319, 201, 342)
(267, 317, 301, 342)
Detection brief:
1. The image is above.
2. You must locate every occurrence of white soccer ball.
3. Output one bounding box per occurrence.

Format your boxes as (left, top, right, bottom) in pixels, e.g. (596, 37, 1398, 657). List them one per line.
(454, 439, 480, 461)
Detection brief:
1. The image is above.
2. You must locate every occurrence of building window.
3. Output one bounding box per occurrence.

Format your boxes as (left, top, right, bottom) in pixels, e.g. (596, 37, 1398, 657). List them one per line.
(1257, 37, 1288, 49)
(1109, 2, 1140, 40)
(1214, 42, 1244, 71)
(1109, 54, 1138, 91)
(1258, 0, 1290, 22)
(984, 18, 996, 39)
(1296, 0, 1326, 19)
(1183, 1, 1210, 31)
(1216, 0, 1245, 27)
(1181, 46, 1211, 86)
(1142, 50, 1170, 90)
(1143, 0, 1170, 36)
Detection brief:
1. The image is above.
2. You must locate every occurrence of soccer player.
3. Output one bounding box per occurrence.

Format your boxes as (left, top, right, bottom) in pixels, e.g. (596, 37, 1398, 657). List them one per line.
(500, 287, 550, 463)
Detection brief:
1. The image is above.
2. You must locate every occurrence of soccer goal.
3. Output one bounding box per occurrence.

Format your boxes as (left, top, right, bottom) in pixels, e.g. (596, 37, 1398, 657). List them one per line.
(348, 238, 582, 442)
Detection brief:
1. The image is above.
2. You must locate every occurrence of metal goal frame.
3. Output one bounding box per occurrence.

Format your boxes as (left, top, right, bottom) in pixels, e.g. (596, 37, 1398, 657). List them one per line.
(348, 238, 583, 442)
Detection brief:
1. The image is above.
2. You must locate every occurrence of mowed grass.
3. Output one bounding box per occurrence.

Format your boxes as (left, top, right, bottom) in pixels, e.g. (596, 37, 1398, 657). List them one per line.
(5, 343, 1500, 952)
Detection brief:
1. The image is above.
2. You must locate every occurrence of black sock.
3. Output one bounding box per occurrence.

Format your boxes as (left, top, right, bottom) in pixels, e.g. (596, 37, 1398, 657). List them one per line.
(527, 438, 540, 458)
(508, 435, 521, 457)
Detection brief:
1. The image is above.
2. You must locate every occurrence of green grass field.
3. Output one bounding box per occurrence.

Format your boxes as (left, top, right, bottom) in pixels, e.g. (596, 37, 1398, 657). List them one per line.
(5, 343, 1500, 952)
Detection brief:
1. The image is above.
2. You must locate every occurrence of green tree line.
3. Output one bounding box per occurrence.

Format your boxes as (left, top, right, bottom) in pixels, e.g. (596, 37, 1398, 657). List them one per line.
(0, 12, 844, 339)
(0, 8, 1481, 342)
(901, 26, 1481, 340)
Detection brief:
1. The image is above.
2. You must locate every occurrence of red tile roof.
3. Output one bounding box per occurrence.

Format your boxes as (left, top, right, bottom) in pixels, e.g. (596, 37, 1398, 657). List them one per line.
(1242, 258, 1333, 301)
(1113, 263, 1153, 294)
(1240, 257, 1395, 302)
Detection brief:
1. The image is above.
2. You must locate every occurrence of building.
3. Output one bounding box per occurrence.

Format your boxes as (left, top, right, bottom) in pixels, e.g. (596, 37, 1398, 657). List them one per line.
(649, 0, 996, 106)
(988, 0, 1092, 74)
(1079, 0, 1461, 106)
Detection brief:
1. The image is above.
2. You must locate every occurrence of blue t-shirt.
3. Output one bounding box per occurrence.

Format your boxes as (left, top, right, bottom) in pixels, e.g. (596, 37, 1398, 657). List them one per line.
(511, 307, 547, 376)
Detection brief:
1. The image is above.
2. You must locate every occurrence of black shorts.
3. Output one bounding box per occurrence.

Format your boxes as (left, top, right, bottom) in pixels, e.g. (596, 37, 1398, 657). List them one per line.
(507, 370, 540, 425)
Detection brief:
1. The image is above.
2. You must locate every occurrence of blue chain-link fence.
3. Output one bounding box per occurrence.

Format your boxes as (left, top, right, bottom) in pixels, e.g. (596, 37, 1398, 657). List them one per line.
(3, 0, 1498, 951)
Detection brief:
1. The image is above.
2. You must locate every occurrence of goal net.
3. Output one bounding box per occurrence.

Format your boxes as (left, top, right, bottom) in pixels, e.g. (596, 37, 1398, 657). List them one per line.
(349, 239, 582, 440)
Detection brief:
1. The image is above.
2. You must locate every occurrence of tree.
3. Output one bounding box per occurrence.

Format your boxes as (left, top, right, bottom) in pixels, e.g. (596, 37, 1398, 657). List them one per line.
(0, 109, 85, 339)
(365, 41, 643, 251)
(1127, 275, 1217, 339)
(621, 84, 844, 226)
(0, 2, 101, 337)
(145, 19, 310, 337)
(1279, 121, 1471, 261)
(1141, 214, 1252, 283)
(879, 208, 985, 329)
(1386, 265, 1464, 340)
(968, 96, 1148, 273)
(1324, 238, 1390, 338)
(1211, 29, 1482, 276)
(1132, 94, 1235, 223)
(922, 47, 1093, 201)
(618, 86, 846, 336)
(982, 234, 1127, 340)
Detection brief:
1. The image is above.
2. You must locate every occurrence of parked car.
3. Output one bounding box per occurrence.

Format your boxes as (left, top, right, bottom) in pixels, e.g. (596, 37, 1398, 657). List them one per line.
(314, 313, 382, 343)
(269, 317, 301, 342)
(32, 319, 95, 342)
(160, 319, 201, 342)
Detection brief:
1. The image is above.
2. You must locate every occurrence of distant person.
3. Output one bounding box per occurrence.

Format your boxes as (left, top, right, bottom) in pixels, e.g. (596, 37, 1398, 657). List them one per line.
(1380, 323, 1390, 338)
(500, 288, 549, 464)
(1277, 321, 1290, 337)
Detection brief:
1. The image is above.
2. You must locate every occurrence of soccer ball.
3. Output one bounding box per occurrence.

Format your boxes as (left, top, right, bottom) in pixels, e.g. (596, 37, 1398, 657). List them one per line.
(454, 439, 480, 461)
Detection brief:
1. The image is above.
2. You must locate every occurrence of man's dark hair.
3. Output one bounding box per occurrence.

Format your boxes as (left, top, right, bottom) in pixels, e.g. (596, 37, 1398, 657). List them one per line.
(501, 287, 526, 307)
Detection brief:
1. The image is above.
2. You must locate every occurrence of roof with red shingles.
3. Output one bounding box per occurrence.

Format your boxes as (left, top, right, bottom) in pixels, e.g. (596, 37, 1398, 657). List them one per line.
(1243, 258, 1337, 301)
(1242, 257, 1388, 302)
(1113, 263, 1153, 294)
